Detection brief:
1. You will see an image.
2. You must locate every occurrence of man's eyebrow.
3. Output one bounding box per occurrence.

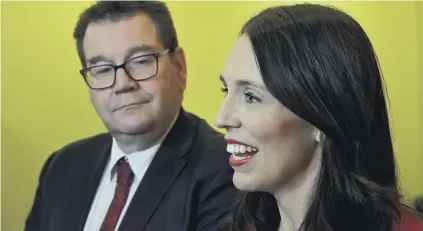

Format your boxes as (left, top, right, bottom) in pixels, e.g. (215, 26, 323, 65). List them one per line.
(123, 45, 155, 61)
(86, 45, 155, 66)
(87, 55, 113, 66)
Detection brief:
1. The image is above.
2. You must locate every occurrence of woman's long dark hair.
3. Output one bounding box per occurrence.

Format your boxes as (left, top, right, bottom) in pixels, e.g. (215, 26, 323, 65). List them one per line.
(226, 4, 401, 231)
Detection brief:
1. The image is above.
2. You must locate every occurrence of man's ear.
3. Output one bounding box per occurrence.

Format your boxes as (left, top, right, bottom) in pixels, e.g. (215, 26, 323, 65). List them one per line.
(170, 47, 187, 92)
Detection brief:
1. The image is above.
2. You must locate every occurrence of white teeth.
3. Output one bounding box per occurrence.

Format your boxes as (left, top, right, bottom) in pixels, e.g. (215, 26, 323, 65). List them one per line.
(231, 153, 250, 161)
(228, 144, 234, 153)
(240, 145, 247, 153)
(234, 145, 240, 153)
(226, 143, 258, 154)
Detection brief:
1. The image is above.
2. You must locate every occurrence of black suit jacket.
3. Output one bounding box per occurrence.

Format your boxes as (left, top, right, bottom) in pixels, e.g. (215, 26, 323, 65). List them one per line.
(25, 110, 236, 231)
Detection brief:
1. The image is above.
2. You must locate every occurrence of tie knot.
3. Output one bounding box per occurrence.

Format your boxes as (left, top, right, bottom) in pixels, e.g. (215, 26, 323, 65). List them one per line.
(116, 158, 134, 185)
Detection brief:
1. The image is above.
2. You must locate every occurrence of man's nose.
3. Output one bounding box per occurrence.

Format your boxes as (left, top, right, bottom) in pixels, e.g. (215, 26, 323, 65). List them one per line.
(113, 68, 139, 93)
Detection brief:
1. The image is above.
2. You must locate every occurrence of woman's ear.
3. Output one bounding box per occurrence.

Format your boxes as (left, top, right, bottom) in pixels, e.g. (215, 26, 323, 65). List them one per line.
(314, 129, 324, 143)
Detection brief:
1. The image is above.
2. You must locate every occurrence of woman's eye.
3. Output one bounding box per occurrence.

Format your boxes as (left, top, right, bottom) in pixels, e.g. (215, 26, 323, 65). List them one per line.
(220, 86, 228, 94)
(244, 92, 261, 103)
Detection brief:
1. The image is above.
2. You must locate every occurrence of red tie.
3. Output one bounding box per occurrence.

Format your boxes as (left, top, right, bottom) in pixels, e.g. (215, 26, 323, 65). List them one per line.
(100, 158, 134, 231)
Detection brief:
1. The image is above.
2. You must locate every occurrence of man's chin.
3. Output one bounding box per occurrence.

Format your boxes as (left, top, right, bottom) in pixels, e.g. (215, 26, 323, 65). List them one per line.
(109, 121, 155, 136)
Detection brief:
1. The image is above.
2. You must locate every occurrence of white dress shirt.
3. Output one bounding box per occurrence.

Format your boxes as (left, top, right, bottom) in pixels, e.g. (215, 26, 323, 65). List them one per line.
(83, 112, 179, 231)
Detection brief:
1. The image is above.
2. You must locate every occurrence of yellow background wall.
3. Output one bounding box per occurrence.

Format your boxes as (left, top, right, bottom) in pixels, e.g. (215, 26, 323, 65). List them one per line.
(2, 1, 422, 230)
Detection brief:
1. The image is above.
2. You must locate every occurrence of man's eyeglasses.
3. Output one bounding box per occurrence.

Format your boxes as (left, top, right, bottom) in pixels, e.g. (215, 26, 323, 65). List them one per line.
(79, 49, 171, 90)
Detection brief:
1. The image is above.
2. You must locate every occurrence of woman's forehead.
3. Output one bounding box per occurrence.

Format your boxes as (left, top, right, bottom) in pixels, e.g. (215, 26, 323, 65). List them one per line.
(222, 35, 262, 84)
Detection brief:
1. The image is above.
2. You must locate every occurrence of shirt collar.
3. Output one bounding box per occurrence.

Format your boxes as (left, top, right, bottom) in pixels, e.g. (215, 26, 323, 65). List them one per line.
(108, 137, 160, 181)
(107, 110, 180, 181)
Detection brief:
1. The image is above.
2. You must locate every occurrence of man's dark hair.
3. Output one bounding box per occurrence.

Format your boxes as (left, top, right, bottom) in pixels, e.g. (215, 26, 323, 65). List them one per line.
(73, 1, 178, 67)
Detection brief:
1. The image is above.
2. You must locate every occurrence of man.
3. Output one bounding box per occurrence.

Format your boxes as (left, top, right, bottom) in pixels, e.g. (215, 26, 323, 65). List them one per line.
(25, 1, 236, 231)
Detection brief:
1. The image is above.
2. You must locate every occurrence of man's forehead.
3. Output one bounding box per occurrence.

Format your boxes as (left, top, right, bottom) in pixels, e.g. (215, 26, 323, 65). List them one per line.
(82, 14, 162, 60)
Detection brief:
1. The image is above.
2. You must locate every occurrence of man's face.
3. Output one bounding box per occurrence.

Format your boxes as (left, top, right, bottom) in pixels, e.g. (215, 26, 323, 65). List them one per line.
(82, 14, 186, 137)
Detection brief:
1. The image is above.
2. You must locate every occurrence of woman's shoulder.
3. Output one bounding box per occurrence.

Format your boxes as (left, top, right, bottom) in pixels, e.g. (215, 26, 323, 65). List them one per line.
(393, 206, 423, 231)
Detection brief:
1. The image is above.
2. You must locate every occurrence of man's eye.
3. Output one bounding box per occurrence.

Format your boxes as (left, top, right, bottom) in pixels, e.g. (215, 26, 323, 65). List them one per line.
(131, 56, 154, 66)
(91, 66, 113, 76)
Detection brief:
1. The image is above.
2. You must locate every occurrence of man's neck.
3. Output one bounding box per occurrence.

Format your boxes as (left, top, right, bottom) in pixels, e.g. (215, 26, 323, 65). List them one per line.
(274, 149, 322, 231)
(112, 133, 161, 154)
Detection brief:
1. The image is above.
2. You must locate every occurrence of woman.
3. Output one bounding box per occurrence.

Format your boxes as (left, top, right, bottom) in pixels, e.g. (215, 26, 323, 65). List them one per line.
(215, 3, 423, 231)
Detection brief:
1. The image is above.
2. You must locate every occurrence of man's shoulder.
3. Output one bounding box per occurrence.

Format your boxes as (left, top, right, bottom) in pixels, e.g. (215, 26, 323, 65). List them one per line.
(37, 133, 111, 184)
(56, 132, 111, 154)
(186, 111, 225, 149)
(47, 133, 111, 165)
(184, 112, 229, 167)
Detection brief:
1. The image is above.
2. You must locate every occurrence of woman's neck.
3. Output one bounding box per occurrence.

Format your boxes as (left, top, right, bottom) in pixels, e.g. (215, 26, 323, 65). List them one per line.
(274, 150, 322, 231)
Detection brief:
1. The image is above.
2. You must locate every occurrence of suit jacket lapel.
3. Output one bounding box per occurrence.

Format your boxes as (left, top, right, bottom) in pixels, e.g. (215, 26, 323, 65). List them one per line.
(118, 109, 195, 231)
(65, 134, 112, 231)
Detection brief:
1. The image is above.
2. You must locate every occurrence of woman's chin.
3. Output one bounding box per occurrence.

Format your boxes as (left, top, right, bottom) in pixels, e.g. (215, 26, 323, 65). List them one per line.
(233, 173, 261, 192)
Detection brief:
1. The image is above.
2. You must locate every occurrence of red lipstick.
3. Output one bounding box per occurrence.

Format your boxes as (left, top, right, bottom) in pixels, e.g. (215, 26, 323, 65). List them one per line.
(225, 139, 249, 146)
(229, 154, 254, 167)
(225, 139, 258, 167)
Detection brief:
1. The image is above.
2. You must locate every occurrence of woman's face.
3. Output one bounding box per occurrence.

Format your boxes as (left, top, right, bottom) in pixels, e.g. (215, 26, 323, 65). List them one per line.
(215, 35, 320, 193)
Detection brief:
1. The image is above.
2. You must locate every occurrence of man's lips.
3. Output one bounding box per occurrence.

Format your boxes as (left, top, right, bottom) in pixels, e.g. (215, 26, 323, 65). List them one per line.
(113, 102, 144, 112)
